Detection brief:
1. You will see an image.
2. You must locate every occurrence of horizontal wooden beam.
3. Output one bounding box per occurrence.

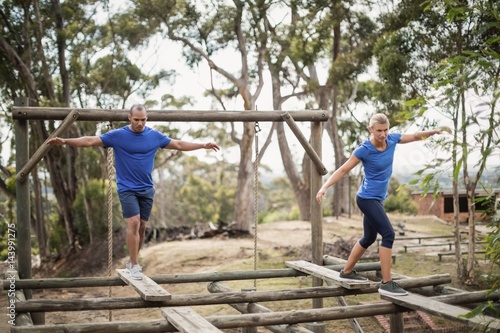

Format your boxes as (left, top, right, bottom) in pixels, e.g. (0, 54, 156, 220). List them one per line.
(12, 291, 499, 333)
(12, 107, 329, 122)
(1, 263, 381, 290)
(15, 275, 452, 313)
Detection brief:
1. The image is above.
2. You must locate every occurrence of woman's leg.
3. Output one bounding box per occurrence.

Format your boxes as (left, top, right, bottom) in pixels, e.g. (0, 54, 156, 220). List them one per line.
(343, 241, 367, 273)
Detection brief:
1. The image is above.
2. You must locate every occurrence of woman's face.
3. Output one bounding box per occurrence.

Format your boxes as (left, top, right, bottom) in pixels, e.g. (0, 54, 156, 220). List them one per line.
(369, 122, 389, 143)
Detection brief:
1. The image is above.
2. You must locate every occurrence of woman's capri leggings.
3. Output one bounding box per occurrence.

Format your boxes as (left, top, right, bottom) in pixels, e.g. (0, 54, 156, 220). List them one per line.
(356, 196, 395, 249)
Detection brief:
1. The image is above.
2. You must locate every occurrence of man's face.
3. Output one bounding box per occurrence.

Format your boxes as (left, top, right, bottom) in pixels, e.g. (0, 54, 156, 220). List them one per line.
(128, 108, 148, 133)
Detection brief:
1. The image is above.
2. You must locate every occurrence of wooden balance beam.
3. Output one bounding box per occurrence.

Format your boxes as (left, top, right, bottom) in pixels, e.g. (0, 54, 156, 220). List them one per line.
(285, 260, 371, 290)
(381, 292, 500, 332)
(163, 307, 223, 333)
(116, 269, 171, 301)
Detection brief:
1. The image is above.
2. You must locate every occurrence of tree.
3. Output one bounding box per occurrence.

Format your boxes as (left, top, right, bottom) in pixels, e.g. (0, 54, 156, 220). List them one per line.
(431, 0, 500, 283)
(128, 0, 269, 232)
(392, 0, 500, 283)
(0, 0, 169, 257)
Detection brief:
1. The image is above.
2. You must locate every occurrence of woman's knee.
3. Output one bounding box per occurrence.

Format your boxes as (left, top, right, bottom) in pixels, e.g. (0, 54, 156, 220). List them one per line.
(359, 235, 377, 248)
(380, 229, 395, 248)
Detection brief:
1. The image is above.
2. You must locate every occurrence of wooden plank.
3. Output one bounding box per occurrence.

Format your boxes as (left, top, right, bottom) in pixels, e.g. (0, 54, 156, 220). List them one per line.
(381, 292, 500, 332)
(116, 269, 171, 301)
(285, 260, 371, 290)
(163, 307, 223, 333)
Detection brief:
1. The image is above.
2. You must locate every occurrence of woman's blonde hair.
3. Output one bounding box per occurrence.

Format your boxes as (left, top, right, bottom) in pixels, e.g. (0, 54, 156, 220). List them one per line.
(369, 113, 389, 128)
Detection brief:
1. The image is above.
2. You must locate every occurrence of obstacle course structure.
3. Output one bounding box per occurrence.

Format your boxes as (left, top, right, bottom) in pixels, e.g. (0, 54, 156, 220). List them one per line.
(5, 102, 500, 332)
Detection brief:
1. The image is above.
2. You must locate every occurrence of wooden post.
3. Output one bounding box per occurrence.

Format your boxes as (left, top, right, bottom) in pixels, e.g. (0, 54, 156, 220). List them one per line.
(14, 98, 44, 325)
(306, 322, 326, 333)
(241, 288, 257, 333)
(15, 97, 31, 282)
(310, 120, 325, 333)
(389, 312, 404, 333)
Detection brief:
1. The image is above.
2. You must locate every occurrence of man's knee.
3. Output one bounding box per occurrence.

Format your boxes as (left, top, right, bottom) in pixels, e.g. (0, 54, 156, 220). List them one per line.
(127, 216, 141, 232)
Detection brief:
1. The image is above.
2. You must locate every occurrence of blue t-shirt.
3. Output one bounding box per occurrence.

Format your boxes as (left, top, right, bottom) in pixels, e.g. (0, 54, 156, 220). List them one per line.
(353, 133, 402, 200)
(100, 126, 171, 192)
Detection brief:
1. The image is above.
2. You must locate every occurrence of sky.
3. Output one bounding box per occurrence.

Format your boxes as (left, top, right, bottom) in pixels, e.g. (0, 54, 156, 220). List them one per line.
(121, 35, 459, 181)
(3, 26, 496, 184)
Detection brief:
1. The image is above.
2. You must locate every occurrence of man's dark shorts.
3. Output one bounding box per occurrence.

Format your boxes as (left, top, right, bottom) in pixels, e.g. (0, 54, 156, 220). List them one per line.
(118, 187, 155, 221)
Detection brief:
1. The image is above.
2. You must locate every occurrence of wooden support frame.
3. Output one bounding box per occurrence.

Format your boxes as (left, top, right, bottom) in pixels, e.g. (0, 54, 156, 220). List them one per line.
(12, 106, 328, 290)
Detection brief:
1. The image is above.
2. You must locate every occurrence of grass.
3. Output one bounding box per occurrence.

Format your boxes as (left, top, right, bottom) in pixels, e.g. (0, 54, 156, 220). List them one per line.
(34, 215, 498, 332)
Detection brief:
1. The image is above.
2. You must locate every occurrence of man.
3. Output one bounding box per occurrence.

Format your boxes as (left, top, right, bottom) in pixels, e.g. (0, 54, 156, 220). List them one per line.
(47, 104, 220, 279)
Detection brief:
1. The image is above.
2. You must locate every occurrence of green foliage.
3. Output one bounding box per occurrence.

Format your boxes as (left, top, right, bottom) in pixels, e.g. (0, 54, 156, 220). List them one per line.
(385, 178, 418, 215)
(72, 179, 122, 245)
(154, 153, 237, 226)
(47, 211, 66, 255)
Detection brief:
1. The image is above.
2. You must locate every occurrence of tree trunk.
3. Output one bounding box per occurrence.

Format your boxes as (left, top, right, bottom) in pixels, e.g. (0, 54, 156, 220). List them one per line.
(268, 56, 311, 221)
(276, 123, 311, 221)
(451, 105, 463, 279)
(233, 122, 255, 231)
(83, 183, 95, 245)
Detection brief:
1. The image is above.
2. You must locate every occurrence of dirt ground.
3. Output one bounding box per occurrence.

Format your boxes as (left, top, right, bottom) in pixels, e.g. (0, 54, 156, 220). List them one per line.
(1, 214, 495, 332)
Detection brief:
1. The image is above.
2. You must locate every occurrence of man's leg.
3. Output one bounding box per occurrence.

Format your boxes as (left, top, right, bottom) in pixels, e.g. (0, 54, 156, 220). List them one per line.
(138, 219, 147, 253)
(126, 214, 141, 265)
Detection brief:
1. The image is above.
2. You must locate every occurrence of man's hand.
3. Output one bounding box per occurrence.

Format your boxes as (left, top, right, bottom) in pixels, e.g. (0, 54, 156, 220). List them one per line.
(46, 137, 65, 145)
(204, 142, 221, 152)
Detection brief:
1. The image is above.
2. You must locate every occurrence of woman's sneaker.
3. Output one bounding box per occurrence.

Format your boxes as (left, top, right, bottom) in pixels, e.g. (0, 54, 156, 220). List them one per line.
(338, 270, 368, 282)
(378, 280, 408, 296)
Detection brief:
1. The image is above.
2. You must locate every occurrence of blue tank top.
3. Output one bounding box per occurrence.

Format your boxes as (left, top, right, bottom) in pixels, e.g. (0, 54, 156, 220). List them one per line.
(353, 133, 402, 200)
(100, 126, 171, 192)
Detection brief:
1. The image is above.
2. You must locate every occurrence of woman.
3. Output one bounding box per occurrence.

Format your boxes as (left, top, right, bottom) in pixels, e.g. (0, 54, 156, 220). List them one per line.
(316, 113, 449, 296)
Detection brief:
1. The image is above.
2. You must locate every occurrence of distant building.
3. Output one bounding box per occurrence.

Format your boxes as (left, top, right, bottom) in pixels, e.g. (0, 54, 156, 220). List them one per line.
(411, 190, 500, 223)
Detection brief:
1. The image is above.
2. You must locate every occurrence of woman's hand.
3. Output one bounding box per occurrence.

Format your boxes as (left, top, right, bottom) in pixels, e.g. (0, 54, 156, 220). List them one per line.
(437, 126, 452, 134)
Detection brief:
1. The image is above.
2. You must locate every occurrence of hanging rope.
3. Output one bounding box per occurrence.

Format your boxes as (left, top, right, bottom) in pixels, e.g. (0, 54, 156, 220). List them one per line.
(106, 122, 114, 322)
(253, 121, 261, 289)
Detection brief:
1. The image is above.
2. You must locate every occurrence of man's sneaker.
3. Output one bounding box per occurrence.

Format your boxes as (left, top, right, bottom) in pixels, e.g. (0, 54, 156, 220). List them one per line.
(129, 264, 143, 280)
(378, 280, 408, 296)
(126, 261, 142, 273)
(338, 270, 369, 282)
